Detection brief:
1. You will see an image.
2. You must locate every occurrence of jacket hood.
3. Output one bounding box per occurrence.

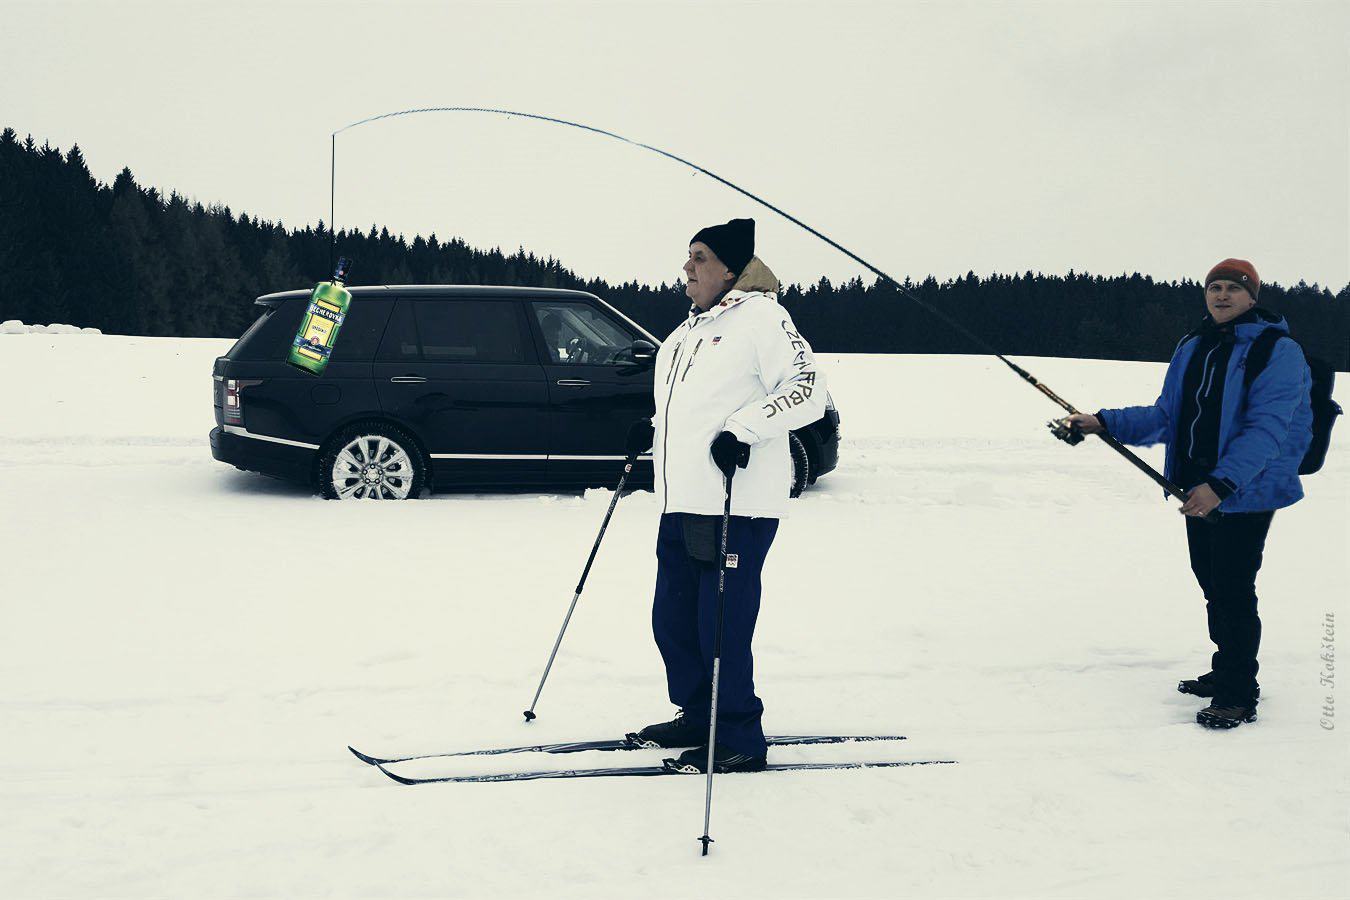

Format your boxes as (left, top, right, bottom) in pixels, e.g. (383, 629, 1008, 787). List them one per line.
(1194, 306, 1289, 343)
(730, 257, 780, 294)
(687, 257, 781, 321)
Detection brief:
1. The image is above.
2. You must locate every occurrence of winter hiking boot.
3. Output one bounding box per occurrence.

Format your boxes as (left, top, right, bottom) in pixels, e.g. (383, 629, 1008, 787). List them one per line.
(1177, 671, 1217, 697)
(626, 711, 707, 749)
(664, 744, 768, 774)
(1196, 703, 1258, 729)
(1177, 672, 1260, 700)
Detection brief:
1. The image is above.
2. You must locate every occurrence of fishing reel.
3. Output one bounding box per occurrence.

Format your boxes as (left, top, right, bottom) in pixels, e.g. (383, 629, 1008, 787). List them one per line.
(1047, 416, 1085, 446)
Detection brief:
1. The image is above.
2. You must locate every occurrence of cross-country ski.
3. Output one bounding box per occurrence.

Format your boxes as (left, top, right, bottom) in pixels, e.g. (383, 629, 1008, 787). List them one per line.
(374, 758, 956, 785)
(348, 733, 908, 766)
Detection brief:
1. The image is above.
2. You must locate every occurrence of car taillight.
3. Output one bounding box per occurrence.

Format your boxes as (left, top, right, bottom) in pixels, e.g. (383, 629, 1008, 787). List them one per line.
(224, 379, 246, 424)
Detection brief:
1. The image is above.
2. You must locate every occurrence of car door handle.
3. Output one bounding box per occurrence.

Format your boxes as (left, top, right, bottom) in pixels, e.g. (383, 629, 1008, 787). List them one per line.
(556, 379, 591, 387)
(390, 376, 427, 383)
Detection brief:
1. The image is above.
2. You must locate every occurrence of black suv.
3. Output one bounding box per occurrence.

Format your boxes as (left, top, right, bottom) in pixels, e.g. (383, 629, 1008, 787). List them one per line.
(210, 286, 840, 499)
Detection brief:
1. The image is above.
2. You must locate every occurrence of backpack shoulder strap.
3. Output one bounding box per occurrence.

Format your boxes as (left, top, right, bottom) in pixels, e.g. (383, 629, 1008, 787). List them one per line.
(1243, 329, 1293, 391)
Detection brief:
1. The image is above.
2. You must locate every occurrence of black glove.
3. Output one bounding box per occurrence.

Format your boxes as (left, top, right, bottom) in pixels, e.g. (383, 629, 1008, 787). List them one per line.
(625, 419, 654, 456)
(710, 431, 751, 477)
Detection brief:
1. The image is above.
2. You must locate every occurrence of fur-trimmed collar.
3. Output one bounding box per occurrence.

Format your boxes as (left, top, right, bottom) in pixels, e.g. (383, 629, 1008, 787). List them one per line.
(687, 257, 780, 319)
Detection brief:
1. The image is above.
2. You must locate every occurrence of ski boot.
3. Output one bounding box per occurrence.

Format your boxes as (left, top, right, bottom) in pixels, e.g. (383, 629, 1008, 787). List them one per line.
(626, 711, 707, 749)
(664, 743, 767, 774)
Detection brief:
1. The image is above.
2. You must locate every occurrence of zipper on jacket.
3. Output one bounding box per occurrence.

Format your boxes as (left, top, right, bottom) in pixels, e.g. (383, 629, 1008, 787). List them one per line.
(660, 338, 689, 514)
(681, 338, 704, 382)
(1187, 344, 1220, 457)
(665, 338, 686, 385)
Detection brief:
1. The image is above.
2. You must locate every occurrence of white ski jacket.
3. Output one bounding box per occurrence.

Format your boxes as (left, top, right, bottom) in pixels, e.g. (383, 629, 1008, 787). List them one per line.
(653, 258, 827, 519)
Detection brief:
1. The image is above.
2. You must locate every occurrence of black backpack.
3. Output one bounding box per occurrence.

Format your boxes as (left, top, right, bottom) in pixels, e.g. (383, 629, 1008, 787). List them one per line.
(1242, 329, 1342, 475)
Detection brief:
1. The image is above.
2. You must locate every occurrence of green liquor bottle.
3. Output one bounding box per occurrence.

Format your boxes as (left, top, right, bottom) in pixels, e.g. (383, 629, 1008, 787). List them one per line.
(287, 257, 352, 376)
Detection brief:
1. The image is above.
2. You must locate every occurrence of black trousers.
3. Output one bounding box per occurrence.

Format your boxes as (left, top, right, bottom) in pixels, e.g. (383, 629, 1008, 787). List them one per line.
(1184, 511, 1275, 705)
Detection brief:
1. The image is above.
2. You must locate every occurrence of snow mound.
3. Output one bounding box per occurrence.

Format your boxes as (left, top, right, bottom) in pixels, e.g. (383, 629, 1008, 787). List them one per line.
(1, 320, 102, 335)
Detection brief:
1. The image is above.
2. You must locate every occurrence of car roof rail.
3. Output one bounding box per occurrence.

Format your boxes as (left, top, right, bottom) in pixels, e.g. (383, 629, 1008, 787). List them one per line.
(253, 284, 600, 304)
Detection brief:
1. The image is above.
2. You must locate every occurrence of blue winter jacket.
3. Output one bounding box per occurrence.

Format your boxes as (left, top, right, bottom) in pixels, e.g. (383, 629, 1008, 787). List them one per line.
(1098, 310, 1313, 512)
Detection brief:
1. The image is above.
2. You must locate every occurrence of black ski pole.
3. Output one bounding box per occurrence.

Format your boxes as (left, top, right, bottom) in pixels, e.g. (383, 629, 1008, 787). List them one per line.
(699, 466, 735, 857)
(523, 452, 639, 722)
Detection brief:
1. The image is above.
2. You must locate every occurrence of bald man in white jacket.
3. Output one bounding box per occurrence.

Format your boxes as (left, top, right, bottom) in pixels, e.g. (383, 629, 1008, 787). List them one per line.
(626, 220, 827, 773)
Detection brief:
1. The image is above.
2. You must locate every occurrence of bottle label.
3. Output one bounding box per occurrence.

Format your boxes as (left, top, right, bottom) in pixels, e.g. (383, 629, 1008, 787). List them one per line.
(294, 300, 345, 361)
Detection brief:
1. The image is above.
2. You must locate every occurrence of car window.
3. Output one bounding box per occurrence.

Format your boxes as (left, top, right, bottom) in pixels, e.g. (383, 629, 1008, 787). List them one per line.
(329, 299, 393, 363)
(376, 301, 420, 361)
(411, 300, 527, 364)
(230, 307, 273, 353)
(227, 298, 306, 361)
(532, 302, 636, 365)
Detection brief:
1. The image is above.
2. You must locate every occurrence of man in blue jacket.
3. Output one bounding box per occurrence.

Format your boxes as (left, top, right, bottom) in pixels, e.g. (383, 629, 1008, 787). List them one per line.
(1066, 259, 1313, 729)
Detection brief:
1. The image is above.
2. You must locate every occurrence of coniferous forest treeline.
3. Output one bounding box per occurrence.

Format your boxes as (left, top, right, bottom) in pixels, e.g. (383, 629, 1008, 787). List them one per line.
(2, 128, 1347, 369)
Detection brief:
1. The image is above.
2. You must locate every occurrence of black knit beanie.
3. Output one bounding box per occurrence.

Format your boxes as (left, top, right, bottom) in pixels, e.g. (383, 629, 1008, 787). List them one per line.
(690, 218, 755, 276)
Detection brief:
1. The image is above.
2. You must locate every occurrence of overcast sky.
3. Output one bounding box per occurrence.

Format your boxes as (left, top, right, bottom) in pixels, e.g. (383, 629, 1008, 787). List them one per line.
(4, 0, 1346, 290)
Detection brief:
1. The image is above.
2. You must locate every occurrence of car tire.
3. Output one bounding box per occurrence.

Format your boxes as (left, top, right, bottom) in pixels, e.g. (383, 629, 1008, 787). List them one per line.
(789, 431, 811, 499)
(317, 423, 427, 500)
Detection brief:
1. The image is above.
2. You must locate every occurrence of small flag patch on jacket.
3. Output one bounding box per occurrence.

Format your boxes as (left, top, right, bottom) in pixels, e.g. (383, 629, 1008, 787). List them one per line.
(712, 335, 722, 345)
(725, 553, 739, 568)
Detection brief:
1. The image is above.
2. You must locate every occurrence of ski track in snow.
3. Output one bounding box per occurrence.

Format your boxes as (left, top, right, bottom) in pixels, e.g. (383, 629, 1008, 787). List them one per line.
(1, 336, 1346, 899)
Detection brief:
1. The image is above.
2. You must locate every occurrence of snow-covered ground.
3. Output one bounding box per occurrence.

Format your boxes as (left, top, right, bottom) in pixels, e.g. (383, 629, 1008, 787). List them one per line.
(2, 332, 1346, 899)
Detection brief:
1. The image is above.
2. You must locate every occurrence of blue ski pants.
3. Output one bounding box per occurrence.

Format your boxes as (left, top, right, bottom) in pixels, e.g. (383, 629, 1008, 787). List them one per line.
(651, 512, 779, 756)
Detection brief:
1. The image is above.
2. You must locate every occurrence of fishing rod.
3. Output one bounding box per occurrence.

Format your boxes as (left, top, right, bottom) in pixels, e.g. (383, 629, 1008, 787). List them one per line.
(328, 106, 1209, 517)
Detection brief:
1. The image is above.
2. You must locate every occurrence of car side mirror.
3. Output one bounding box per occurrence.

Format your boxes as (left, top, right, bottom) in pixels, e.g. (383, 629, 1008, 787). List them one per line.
(628, 340, 657, 365)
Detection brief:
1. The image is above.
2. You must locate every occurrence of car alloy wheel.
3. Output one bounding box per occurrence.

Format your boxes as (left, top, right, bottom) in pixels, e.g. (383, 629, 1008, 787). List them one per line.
(323, 428, 424, 500)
